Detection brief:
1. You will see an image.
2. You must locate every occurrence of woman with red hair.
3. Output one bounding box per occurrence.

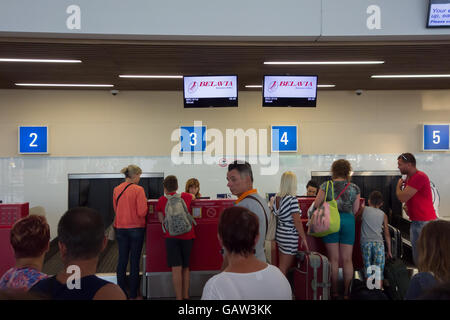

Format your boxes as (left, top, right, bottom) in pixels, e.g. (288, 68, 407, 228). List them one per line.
(0, 215, 50, 291)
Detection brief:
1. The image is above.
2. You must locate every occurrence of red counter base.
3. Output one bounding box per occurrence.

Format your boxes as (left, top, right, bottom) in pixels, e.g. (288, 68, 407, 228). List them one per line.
(0, 203, 29, 277)
(144, 199, 234, 298)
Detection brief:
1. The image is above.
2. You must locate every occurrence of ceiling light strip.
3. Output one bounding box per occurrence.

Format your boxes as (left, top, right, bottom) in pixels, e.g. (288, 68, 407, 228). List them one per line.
(0, 58, 81, 63)
(264, 61, 384, 65)
(119, 75, 183, 79)
(372, 74, 450, 78)
(15, 83, 114, 87)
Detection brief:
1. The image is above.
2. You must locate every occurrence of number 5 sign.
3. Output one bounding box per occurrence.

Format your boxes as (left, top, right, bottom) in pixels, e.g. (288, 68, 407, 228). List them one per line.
(271, 125, 298, 152)
(18, 126, 49, 154)
(180, 125, 206, 152)
(423, 124, 449, 151)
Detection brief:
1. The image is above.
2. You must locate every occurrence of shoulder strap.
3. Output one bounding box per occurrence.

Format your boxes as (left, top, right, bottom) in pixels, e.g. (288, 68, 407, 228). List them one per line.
(336, 182, 350, 200)
(276, 196, 281, 210)
(116, 183, 133, 207)
(325, 180, 335, 201)
(246, 195, 269, 236)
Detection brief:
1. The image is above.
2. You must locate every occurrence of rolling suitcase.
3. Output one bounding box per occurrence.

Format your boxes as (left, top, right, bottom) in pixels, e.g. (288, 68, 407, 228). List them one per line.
(387, 225, 403, 259)
(294, 251, 331, 300)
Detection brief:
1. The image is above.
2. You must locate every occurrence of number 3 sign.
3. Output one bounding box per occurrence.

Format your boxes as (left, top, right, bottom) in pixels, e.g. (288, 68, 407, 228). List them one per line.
(18, 126, 49, 154)
(271, 125, 298, 152)
(423, 124, 449, 151)
(180, 125, 207, 152)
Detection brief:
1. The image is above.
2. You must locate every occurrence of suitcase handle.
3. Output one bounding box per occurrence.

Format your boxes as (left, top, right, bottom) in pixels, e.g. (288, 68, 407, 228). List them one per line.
(296, 250, 314, 262)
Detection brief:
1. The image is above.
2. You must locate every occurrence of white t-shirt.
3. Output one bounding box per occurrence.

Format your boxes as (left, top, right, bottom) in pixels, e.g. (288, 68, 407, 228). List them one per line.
(201, 264, 292, 300)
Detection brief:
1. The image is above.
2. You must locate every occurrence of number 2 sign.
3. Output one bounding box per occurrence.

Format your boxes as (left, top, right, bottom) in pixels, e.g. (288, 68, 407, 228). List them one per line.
(271, 125, 298, 152)
(423, 124, 450, 151)
(18, 126, 49, 154)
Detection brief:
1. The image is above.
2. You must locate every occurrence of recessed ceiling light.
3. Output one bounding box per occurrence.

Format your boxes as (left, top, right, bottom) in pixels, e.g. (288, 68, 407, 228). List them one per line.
(245, 85, 262, 88)
(119, 75, 183, 79)
(0, 58, 81, 63)
(264, 61, 384, 65)
(15, 83, 114, 87)
(317, 84, 336, 88)
(372, 74, 450, 78)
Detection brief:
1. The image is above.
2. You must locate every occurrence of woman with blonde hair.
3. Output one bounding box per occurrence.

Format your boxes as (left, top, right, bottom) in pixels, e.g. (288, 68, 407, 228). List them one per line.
(270, 171, 309, 275)
(312, 159, 361, 299)
(405, 220, 450, 299)
(185, 178, 202, 199)
(113, 164, 148, 299)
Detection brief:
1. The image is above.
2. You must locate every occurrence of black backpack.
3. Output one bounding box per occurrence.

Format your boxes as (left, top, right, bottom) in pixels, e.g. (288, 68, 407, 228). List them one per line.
(349, 278, 388, 300)
(384, 258, 410, 300)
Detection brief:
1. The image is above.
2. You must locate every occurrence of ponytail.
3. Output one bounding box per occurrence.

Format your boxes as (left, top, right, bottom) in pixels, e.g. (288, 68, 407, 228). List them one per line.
(120, 165, 142, 179)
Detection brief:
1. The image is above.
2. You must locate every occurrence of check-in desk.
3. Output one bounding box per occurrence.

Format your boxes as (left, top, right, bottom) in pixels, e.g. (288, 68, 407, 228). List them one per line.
(0, 203, 29, 277)
(144, 199, 234, 298)
(271, 197, 365, 271)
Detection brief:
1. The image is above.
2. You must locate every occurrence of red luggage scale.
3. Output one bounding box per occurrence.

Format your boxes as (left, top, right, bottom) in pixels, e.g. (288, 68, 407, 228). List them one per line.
(0, 203, 29, 277)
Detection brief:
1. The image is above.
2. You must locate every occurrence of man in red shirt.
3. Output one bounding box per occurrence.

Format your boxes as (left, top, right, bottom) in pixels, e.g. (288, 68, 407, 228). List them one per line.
(156, 175, 195, 300)
(396, 153, 437, 265)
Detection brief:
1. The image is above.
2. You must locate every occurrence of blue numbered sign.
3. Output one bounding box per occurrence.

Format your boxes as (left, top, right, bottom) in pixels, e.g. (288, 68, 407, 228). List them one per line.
(180, 126, 206, 152)
(423, 124, 450, 151)
(271, 125, 298, 152)
(19, 126, 49, 154)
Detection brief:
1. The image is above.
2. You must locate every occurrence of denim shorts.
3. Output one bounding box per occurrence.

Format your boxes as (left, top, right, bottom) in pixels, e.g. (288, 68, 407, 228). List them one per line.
(322, 212, 355, 245)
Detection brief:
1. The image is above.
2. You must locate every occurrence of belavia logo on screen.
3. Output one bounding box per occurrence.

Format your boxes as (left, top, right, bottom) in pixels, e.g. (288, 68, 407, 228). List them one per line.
(264, 76, 317, 98)
(184, 76, 237, 98)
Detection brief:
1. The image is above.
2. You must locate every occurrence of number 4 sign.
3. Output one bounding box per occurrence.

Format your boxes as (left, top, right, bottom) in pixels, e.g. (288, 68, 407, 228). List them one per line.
(423, 124, 450, 151)
(18, 126, 49, 154)
(271, 125, 298, 152)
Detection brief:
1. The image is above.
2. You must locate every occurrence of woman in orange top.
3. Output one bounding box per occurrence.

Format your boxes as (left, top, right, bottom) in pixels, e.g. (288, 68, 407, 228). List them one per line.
(113, 165, 148, 299)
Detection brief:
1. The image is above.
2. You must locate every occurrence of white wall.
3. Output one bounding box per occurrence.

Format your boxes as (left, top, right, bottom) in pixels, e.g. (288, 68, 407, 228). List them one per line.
(1, 89, 449, 238)
(1, 153, 448, 239)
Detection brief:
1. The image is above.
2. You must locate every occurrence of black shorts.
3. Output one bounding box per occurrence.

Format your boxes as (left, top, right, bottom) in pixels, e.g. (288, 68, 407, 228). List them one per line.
(165, 238, 194, 268)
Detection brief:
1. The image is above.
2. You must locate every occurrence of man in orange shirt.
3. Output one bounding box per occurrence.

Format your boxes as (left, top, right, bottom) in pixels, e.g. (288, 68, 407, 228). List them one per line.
(226, 161, 270, 264)
(113, 165, 148, 299)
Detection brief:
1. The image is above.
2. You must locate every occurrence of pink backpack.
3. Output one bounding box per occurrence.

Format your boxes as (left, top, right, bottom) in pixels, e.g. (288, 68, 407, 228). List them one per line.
(308, 202, 331, 234)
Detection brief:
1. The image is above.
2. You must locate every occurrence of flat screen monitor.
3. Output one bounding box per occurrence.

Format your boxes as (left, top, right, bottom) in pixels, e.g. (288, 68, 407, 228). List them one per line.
(183, 75, 238, 108)
(427, 0, 450, 28)
(263, 75, 318, 107)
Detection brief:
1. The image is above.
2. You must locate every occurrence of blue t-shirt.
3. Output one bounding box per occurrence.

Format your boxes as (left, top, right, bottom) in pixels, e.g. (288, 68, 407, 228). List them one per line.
(404, 272, 438, 300)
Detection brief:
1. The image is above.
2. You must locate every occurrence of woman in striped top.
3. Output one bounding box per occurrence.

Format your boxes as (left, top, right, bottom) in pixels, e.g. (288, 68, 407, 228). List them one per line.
(270, 171, 309, 275)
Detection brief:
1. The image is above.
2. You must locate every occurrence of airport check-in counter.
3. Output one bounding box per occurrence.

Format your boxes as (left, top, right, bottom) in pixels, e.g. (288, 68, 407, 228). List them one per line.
(145, 198, 234, 298)
(271, 197, 365, 271)
(0, 203, 29, 277)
